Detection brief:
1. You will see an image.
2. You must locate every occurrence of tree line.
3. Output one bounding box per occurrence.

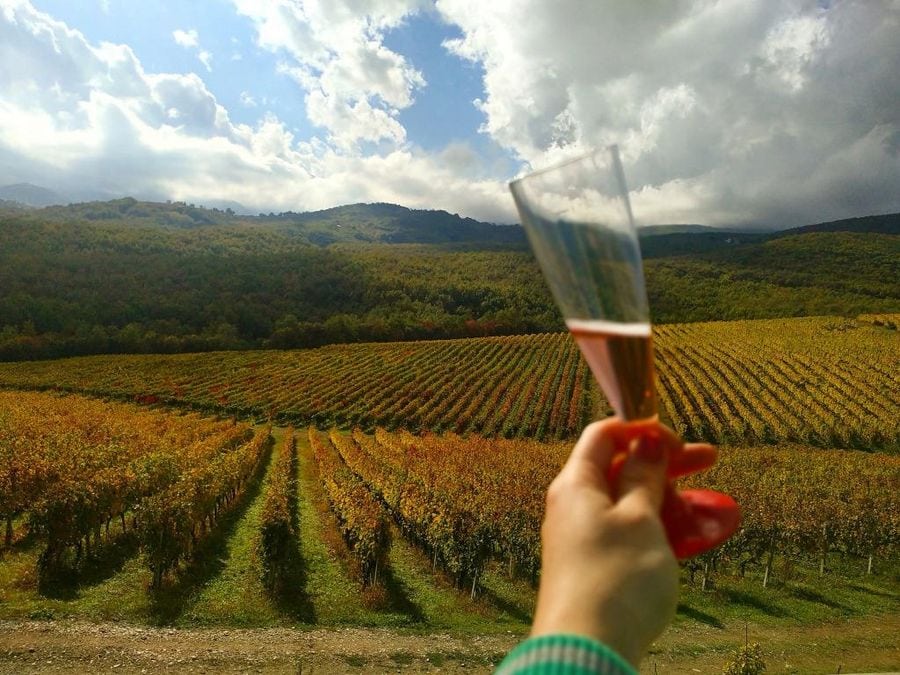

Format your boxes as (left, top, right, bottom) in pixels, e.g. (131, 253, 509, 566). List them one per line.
(0, 211, 897, 361)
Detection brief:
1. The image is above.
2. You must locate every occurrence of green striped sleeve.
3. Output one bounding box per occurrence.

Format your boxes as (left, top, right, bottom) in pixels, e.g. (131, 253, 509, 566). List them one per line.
(495, 634, 637, 675)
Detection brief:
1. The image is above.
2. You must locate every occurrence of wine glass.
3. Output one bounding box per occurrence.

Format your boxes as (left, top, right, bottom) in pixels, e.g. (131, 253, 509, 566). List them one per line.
(509, 146, 740, 558)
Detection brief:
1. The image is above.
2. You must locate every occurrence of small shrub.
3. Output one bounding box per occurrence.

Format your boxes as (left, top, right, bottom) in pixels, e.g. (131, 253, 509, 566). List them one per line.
(723, 643, 765, 675)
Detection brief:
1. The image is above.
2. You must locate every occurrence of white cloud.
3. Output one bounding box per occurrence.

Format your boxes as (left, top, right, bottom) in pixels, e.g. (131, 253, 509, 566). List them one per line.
(197, 49, 212, 72)
(172, 28, 199, 49)
(436, 0, 900, 226)
(232, 0, 426, 149)
(173, 28, 212, 72)
(239, 91, 257, 107)
(1, 1, 898, 227)
(0, 1, 509, 221)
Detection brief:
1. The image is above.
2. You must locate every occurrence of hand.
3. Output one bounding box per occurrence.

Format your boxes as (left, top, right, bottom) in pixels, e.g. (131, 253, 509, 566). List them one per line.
(530, 418, 717, 668)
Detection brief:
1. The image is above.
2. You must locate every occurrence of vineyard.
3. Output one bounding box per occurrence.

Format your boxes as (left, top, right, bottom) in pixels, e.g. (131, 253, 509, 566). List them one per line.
(1, 391, 897, 629)
(0, 316, 898, 661)
(0, 391, 270, 588)
(308, 428, 898, 596)
(0, 315, 897, 450)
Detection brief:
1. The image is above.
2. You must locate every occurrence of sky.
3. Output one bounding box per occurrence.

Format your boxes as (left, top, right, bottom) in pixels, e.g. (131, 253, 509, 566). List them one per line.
(0, 0, 898, 226)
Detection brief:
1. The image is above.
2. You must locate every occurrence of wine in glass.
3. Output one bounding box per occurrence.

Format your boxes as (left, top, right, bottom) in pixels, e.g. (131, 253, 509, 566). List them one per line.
(510, 146, 739, 558)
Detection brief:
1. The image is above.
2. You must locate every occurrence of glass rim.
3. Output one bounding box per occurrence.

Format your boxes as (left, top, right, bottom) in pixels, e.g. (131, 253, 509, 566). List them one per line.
(508, 144, 620, 189)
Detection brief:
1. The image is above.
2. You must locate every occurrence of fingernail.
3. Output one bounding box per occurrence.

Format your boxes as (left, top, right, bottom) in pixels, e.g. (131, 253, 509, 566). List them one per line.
(635, 436, 664, 463)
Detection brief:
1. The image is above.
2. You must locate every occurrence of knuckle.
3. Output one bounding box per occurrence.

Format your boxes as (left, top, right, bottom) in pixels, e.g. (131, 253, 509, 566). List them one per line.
(581, 420, 612, 443)
(613, 500, 658, 529)
(583, 420, 607, 435)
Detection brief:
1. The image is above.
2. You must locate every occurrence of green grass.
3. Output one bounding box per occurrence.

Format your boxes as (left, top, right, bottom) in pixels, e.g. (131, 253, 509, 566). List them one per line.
(377, 525, 529, 632)
(177, 432, 282, 626)
(0, 524, 153, 622)
(289, 430, 400, 626)
(674, 557, 900, 629)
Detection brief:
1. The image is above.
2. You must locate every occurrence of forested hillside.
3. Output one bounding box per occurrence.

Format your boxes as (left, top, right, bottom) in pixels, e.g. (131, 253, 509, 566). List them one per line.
(3, 197, 525, 246)
(0, 202, 897, 360)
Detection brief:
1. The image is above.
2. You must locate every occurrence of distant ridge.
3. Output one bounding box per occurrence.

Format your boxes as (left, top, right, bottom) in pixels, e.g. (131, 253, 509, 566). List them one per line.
(639, 224, 725, 236)
(775, 213, 900, 237)
(6, 198, 526, 247)
(264, 202, 525, 246)
(0, 183, 66, 208)
(2, 189, 897, 244)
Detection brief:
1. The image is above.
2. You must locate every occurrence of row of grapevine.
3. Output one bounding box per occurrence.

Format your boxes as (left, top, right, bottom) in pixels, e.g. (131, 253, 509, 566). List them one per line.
(343, 429, 485, 587)
(336, 429, 898, 587)
(0, 391, 257, 581)
(257, 429, 297, 591)
(0, 333, 592, 441)
(858, 312, 900, 330)
(683, 444, 900, 584)
(0, 316, 895, 448)
(383, 430, 563, 581)
(654, 318, 899, 449)
(329, 428, 566, 588)
(37, 423, 254, 577)
(307, 428, 389, 585)
(139, 426, 271, 588)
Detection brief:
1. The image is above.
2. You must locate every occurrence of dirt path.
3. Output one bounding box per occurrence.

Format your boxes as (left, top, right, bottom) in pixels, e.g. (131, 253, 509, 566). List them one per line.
(2, 614, 898, 674)
(0, 620, 516, 673)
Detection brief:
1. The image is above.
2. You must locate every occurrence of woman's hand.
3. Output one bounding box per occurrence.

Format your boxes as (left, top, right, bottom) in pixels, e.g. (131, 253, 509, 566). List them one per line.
(530, 418, 716, 668)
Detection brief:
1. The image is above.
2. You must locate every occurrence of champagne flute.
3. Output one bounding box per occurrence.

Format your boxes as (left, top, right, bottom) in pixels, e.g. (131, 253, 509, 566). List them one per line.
(510, 146, 740, 558)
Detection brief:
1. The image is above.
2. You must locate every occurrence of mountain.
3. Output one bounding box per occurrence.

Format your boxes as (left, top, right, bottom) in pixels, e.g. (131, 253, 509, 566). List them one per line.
(251, 202, 526, 246)
(196, 198, 252, 215)
(639, 224, 726, 236)
(639, 212, 900, 258)
(12, 194, 899, 247)
(20, 198, 527, 246)
(33, 197, 238, 228)
(0, 183, 66, 207)
(774, 213, 900, 237)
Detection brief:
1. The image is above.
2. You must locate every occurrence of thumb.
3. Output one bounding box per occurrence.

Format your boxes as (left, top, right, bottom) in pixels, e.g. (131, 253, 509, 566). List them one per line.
(616, 433, 669, 513)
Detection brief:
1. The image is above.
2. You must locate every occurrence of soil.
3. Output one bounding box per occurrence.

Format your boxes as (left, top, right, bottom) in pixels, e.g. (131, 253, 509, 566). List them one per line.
(0, 621, 516, 674)
(2, 614, 899, 674)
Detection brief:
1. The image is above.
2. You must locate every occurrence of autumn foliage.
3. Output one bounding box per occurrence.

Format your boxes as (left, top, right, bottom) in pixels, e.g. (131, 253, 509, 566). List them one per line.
(257, 429, 297, 591)
(308, 428, 389, 586)
(0, 390, 269, 587)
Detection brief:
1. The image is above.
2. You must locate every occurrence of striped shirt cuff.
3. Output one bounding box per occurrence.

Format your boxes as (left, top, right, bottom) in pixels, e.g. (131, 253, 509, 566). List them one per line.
(495, 634, 637, 675)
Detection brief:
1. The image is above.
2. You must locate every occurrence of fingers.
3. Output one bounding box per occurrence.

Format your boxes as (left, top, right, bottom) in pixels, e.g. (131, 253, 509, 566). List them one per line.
(607, 436, 717, 484)
(668, 443, 717, 478)
(600, 417, 679, 449)
(560, 418, 718, 513)
(558, 419, 621, 496)
(616, 433, 670, 514)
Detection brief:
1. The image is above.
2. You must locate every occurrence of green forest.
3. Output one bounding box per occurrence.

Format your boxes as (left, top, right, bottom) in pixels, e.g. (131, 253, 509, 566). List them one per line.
(0, 200, 897, 361)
